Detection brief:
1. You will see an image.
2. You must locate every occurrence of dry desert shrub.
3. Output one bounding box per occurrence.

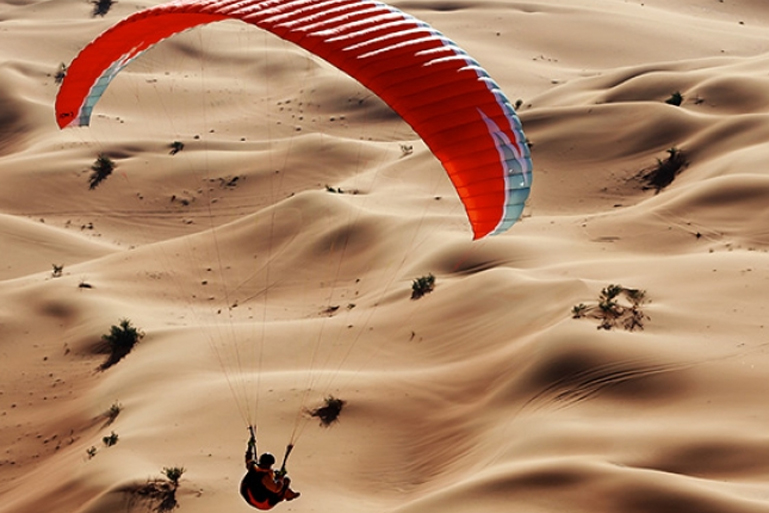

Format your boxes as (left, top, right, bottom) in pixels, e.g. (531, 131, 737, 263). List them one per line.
(411, 273, 435, 300)
(572, 284, 649, 331)
(308, 396, 346, 426)
(99, 319, 144, 370)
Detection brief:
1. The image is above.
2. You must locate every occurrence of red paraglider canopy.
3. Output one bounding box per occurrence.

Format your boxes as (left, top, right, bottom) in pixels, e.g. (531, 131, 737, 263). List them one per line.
(56, 0, 532, 238)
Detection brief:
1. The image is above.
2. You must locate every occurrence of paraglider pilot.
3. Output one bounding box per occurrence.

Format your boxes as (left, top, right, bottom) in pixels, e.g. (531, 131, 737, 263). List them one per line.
(240, 427, 300, 510)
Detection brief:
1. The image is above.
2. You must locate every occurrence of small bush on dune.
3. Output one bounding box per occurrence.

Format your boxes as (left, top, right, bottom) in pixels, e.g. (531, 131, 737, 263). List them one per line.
(102, 431, 119, 447)
(128, 466, 185, 512)
(572, 284, 649, 331)
(411, 274, 435, 300)
(91, 0, 115, 17)
(104, 401, 122, 424)
(99, 319, 144, 370)
(54, 63, 67, 84)
(162, 467, 186, 487)
(308, 396, 346, 426)
(665, 91, 684, 106)
(639, 147, 688, 192)
(571, 303, 588, 319)
(169, 141, 184, 155)
(88, 153, 116, 189)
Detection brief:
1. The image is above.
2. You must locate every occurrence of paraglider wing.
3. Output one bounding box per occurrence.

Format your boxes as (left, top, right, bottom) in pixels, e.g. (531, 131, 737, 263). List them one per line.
(55, 0, 532, 239)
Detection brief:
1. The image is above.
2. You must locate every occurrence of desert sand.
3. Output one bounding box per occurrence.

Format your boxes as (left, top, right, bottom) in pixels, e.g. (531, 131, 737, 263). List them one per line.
(3, 1, 769, 512)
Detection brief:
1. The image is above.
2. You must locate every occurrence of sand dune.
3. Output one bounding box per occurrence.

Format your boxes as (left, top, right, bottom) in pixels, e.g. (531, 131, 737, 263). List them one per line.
(3, 1, 769, 512)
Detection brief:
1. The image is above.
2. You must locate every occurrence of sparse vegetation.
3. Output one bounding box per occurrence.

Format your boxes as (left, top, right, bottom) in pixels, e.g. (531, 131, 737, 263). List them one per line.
(99, 319, 144, 370)
(129, 466, 185, 512)
(411, 273, 435, 300)
(54, 63, 67, 84)
(104, 401, 122, 424)
(170, 194, 192, 206)
(321, 305, 340, 316)
(86, 446, 98, 459)
(88, 153, 116, 190)
(639, 147, 688, 192)
(324, 184, 359, 195)
(572, 284, 649, 331)
(218, 175, 240, 188)
(308, 396, 346, 426)
(91, 0, 115, 17)
(52, 264, 64, 277)
(325, 184, 346, 194)
(571, 303, 588, 319)
(400, 144, 413, 156)
(162, 467, 186, 487)
(169, 141, 184, 155)
(665, 91, 684, 106)
(102, 431, 119, 447)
